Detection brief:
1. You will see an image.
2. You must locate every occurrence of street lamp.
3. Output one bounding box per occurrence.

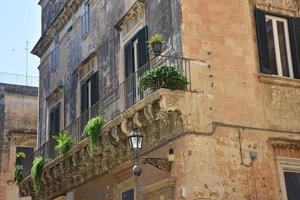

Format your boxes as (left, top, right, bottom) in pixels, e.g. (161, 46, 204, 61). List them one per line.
(128, 129, 143, 152)
(128, 129, 173, 176)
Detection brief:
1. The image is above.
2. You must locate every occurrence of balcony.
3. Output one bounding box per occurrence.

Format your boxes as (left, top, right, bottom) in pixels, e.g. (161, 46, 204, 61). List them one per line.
(18, 55, 209, 199)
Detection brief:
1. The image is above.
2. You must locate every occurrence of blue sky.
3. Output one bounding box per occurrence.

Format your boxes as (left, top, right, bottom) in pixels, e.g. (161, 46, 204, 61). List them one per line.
(0, 1, 40, 77)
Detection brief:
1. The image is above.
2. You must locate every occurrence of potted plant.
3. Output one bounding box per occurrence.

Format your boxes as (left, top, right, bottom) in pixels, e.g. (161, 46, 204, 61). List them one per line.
(53, 131, 72, 155)
(139, 65, 188, 91)
(147, 34, 164, 55)
(84, 116, 104, 157)
(31, 156, 45, 193)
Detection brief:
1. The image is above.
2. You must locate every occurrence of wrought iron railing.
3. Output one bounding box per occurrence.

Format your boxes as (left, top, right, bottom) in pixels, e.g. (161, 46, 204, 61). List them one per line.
(20, 55, 192, 179)
(0, 72, 39, 87)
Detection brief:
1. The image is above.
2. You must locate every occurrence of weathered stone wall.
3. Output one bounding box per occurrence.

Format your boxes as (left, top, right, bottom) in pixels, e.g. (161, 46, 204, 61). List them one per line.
(0, 84, 38, 200)
(37, 0, 183, 146)
(177, 0, 300, 199)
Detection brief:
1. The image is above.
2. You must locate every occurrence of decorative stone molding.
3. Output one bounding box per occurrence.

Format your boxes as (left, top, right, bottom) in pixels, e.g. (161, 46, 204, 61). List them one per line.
(139, 178, 176, 200)
(139, 178, 176, 195)
(32, 0, 83, 57)
(258, 74, 300, 88)
(269, 138, 300, 149)
(115, 0, 145, 31)
(18, 89, 188, 200)
(252, 0, 299, 14)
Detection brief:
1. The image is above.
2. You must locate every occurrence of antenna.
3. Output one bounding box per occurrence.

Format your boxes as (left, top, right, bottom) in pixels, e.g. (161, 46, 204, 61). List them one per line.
(25, 41, 29, 85)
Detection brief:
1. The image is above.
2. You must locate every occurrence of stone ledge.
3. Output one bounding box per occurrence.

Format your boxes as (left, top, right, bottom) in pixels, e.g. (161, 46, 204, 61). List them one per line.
(139, 177, 176, 195)
(258, 73, 300, 88)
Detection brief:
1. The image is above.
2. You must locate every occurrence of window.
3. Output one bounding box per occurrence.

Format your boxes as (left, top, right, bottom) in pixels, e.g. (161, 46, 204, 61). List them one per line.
(51, 41, 59, 71)
(16, 147, 34, 165)
(49, 103, 60, 137)
(284, 172, 300, 199)
(255, 8, 300, 79)
(124, 26, 148, 107)
(81, 2, 90, 36)
(122, 189, 134, 200)
(277, 157, 300, 200)
(80, 72, 99, 115)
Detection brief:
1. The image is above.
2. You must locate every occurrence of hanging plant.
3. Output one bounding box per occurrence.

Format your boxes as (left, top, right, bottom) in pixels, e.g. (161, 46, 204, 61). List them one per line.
(139, 65, 188, 91)
(84, 116, 104, 157)
(53, 131, 72, 155)
(31, 157, 45, 193)
(15, 164, 23, 184)
(147, 34, 164, 55)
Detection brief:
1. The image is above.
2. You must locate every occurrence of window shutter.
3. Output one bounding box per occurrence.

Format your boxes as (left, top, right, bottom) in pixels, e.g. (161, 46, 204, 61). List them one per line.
(124, 42, 133, 78)
(91, 72, 99, 105)
(80, 82, 89, 113)
(54, 105, 60, 135)
(288, 17, 300, 79)
(137, 26, 149, 68)
(49, 108, 55, 135)
(254, 8, 272, 74)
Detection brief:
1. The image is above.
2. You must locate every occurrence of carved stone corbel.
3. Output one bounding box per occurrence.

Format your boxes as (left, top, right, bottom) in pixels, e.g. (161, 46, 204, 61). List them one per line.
(121, 119, 130, 135)
(144, 104, 154, 123)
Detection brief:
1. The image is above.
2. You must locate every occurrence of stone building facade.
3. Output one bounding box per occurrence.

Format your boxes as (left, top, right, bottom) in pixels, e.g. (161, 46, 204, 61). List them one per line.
(0, 83, 38, 200)
(19, 0, 300, 200)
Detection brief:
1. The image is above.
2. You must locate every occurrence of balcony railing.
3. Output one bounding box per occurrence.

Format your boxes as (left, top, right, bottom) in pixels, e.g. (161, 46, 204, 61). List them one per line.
(20, 54, 192, 179)
(0, 72, 39, 87)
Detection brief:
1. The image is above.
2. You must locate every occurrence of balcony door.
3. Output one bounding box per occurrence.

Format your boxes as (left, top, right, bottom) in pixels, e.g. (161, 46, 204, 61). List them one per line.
(80, 72, 99, 134)
(124, 26, 148, 108)
(49, 103, 60, 159)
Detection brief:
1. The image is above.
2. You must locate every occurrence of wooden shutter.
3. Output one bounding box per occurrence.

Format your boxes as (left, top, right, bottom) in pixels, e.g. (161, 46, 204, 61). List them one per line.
(80, 81, 89, 113)
(137, 26, 149, 68)
(255, 8, 272, 74)
(124, 42, 133, 78)
(49, 104, 60, 136)
(288, 17, 300, 79)
(91, 72, 99, 105)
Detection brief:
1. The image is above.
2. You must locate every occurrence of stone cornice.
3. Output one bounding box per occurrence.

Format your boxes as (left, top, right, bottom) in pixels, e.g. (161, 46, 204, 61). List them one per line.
(114, 0, 145, 31)
(269, 138, 300, 149)
(32, 0, 83, 57)
(18, 89, 190, 200)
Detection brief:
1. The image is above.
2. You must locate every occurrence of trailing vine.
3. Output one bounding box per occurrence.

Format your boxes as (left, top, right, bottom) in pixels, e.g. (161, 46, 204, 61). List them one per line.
(31, 157, 45, 193)
(15, 164, 23, 184)
(84, 116, 103, 157)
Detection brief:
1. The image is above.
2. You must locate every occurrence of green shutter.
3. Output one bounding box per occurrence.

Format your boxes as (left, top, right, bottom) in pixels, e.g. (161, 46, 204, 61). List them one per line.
(80, 81, 89, 113)
(124, 42, 133, 78)
(289, 17, 300, 79)
(254, 8, 272, 74)
(91, 72, 99, 105)
(138, 26, 149, 68)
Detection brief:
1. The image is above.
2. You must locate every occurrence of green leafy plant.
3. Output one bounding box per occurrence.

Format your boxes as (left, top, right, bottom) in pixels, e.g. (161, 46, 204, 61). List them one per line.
(147, 34, 163, 45)
(139, 65, 188, 91)
(84, 116, 104, 157)
(53, 131, 72, 155)
(16, 152, 26, 159)
(15, 164, 23, 184)
(31, 157, 45, 193)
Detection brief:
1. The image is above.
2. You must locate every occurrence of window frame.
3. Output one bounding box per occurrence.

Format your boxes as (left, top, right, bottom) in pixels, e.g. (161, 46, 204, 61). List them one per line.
(121, 188, 135, 200)
(51, 41, 59, 71)
(81, 1, 90, 37)
(277, 157, 300, 200)
(265, 15, 294, 78)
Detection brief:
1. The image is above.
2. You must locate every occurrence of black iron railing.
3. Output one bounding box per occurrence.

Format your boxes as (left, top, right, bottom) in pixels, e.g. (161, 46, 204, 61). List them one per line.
(20, 55, 192, 179)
